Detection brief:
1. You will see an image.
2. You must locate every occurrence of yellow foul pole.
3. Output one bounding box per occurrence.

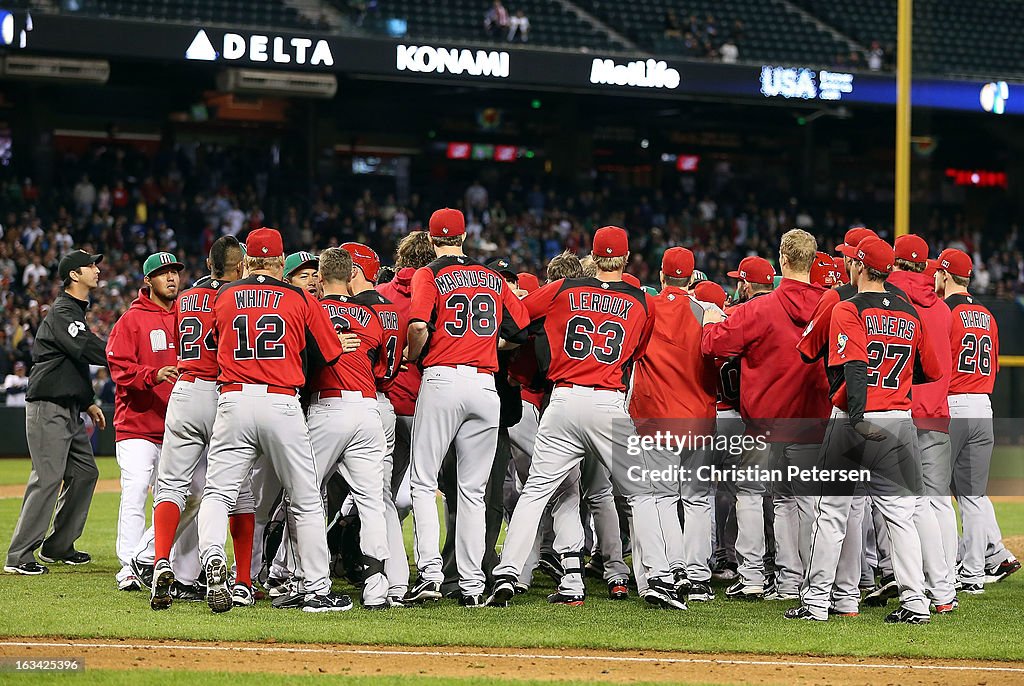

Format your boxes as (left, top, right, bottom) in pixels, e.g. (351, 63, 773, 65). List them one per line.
(895, 0, 912, 237)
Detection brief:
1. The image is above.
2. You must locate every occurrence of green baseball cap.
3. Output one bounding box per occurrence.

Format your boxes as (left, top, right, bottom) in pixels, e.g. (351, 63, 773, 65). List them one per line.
(284, 251, 318, 278)
(143, 252, 185, 277)
(642, 285, 659, 296)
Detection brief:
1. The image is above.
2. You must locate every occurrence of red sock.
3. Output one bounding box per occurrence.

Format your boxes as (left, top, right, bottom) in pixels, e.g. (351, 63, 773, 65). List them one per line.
(229, 512, 256, 587)
(153, 501, 182, 564)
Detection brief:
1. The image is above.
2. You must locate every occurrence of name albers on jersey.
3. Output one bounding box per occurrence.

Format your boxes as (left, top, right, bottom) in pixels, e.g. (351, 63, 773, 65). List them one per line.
(865, 314, 916, 340)
(434, 270, 505, 295)
(396, 45, 510, 78)
(569, 291, 633, 320)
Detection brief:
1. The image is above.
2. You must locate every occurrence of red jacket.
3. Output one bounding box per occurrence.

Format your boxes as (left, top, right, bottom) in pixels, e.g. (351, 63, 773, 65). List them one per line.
(701, 279, 831, 440)
(888, 270, 952, 432)
(377, 267, 422, 416)
(105, 288, 178, 443)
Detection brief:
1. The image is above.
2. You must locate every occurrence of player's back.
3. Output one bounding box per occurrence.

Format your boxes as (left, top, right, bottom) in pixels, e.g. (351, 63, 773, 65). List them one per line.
(527, 277, 654, 392)
(947, 293, 998, 395)
(214, 275, 339, 389)
(176, 276, 223, 380)
(313, 295, 382, 397)
(357, 291, 405, 392)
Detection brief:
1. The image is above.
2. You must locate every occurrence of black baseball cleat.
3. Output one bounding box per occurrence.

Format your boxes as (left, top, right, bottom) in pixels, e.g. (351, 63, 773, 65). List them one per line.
(271, 591, 304, 609)
(547, 592, 585, 606)
(585, 553, 605, 579)
(933, 598, 958, 614)
(169, 581, 205, 602)
(960, 582, 985, 595)
(302, 592, 354, 613)
(538, 552, 564, 584)
(130, 558, 155, 588)
(485, 577, 516, 607)
(265, 576, 293, 598)
(39, 550, 91, 565)
(784, 606, 827, 621)
(724, 580, 764, 600)
(4, 561, 49, 575)
(150, 559, 175, 611)
(608, 578, 629, 600)
(984, 558, 1021, 584)
(645, 579, 687, 610)
(204, 556, 232, 614)
(688, 581, 715, 602)
(828, 607, 859, 617)
(884, 605, 930, 624)
(403, 579, 442, 604)
(863, 574, 898, 607)
(459, 594, 486, 607)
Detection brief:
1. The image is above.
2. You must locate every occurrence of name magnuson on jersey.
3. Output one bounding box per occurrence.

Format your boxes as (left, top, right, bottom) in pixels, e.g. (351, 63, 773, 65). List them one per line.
(523, 277, 656, 392)
(312, 294, 386, 397)
(175, 276, 223, 380)
(213, 275, 343, 388)
(409, 256, 530, 372)
(946, 293, 999, 395)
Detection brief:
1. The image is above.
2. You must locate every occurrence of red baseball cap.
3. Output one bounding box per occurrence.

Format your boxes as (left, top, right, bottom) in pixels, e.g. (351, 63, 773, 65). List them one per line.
(693, 280, 727, 309)
(246, 227, 284, 258)
(429, 208, 465, 237)
(662, 247, 695, 279)
(839, 236, 894, 273)
(727, 256, 776, 285)
(923, 259, 939, 279)
(832, 256, 849, 284)
(836, 226, 878, 256)
(341, 242, 381, 282)
(622, 273, 641, 288)
(810, 251, 840, 288)
(593, 226, 629, 258)
(517, 272, 541, 293)
(936, 248, 973, 278)
(895, 234, 929, 263)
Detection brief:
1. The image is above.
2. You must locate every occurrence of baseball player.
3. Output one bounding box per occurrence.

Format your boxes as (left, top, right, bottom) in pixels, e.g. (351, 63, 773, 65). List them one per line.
(149, 236, 259, 610)
(285, 251, 319, 296)
(404, 208, 530, 607)
(787, 236, 941, 624)
(196, 227, 356, 613)
(106, 252, 184, 591)
(935, 248, 1020, 590)
(630, 247, 719, 601)
(488, 226, 686, 610)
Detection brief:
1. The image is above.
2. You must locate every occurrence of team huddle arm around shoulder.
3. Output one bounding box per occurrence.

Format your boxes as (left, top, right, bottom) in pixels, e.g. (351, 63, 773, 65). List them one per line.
(105, 318, 161, 389)
(304, 291, 344, 367)
(797, 288, 839, 363)
(633, 294, 658, 361)
(406, 267, 437, 360)
(498, 283, 531, 344)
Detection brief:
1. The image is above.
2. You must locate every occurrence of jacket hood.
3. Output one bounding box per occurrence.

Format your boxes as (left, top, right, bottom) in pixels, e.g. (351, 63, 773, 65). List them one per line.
(392, 267, 416, 297)
(888, 270, 939, 308)
(132, 287, 175, 314)
(775, 278, 826, 327)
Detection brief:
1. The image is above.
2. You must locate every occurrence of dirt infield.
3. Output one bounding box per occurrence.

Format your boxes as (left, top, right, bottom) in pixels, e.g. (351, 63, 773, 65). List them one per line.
(2, 639, 1024, 686)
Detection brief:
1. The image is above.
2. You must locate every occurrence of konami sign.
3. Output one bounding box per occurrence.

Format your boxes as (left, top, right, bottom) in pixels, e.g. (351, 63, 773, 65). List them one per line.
(589, 58, 680, 89)
(396, 44, 510, 78)
(185, 29, 335, 66)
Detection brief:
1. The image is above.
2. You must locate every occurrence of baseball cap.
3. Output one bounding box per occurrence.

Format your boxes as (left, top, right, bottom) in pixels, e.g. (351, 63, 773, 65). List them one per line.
(341, 242, 381, 282)
(429, 208, 466, 237)
(810, 251, 840, 288)
(839, 236, 895, 273)
(726, 256, 776, 285)
(58, 250, 103, 280)
(831, 256, 849, 284)
(642, 285, 659, 297)
(936, 248, 973, 278)
(143, 252, 185, 278)
(622, 273, 641, 288)
(662, 247, 695, 279)
(516, 272, 541, 294)
(486, 257, 516, 281)
(284, 251, 318, 278)
(693, 280, 727, 309)
(836, 226, 878, 256)
(247, 227, 284, 258)
(593, 226, 629, 258)
(923, 259, 939, 279)
(895, 234, 929, 263)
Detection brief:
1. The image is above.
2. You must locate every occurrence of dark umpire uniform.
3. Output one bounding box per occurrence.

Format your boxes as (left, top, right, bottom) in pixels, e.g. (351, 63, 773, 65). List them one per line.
(5, 251, 108, 575)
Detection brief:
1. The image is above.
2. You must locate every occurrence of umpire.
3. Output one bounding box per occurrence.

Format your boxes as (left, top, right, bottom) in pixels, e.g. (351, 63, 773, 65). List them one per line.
(5, 250, 108, 575)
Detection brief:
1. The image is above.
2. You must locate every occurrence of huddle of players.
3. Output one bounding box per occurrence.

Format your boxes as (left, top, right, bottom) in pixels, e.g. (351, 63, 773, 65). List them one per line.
(137, 210, 1016, 620)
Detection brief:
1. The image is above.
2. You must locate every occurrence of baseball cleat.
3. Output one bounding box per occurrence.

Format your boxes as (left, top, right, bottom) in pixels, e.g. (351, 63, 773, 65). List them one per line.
(828, 607, 859, 617)
(764, 588, 800, 601)
(403, 579, 442, 604)
(5, 561, 49, 575)
(459, 594, 486, 607)
(302, 592, 353, 613)
(231, 583, 255, 607)
(485, 577, 516, 607)
(645, 579, 687, 610)
(39, 550, 91, 565)
(271, 591, 304, 609)
(150, 559, 175, 611)
(584, 553, 605, 579)
(130, 558, 155, 588)
(117, 574, 142, 591)
(608, 578, 629, 600)
(387, 595, 408, 608)
(547, 592, 585, 606)
(687, 581, 716, 602)
(204, 556, 232, 614)
(169, 581, 205, 602)
(884, 605, 930, 624)
(265, 576, 293, 598)
(863, 575, 898, 606)
(983, 558, 1021, 584)
(538, 553, 564, 584)
(513, 582, 529, 595)
(959, 582, 985, 595)
(784, 606, 827, 621)
(724, 580, 764, 600)
(711, 562, 738, 582)
(933, 598, 958, 614)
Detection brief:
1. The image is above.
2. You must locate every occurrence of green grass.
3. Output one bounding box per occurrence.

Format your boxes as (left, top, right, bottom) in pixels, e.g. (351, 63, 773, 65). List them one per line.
(0, 673, 730, 686)
(0, 458, 1023, 661)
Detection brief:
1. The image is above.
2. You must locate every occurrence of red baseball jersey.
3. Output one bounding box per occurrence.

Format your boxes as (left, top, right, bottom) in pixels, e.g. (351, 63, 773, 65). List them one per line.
(213, 275, 343, 388)
(311, 294, 385, 396)
(947, 293, 999, 394)
(715, 357, 741, 412)
(351, 290, 406, 392)
(828, 292, 942, 412)
(523, 277, 655, 392)
(176, 275, 223, 381)
(409, 256, 530, 372)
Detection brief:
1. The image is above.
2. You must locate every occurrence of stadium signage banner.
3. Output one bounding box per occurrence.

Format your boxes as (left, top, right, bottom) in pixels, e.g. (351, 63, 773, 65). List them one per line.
(395, 44, 510, 78)
(184, 29, 334, 66)
(589, 58, 680, 89)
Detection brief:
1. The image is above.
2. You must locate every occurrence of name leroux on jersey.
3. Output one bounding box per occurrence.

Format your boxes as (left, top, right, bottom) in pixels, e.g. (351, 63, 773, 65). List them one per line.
(864, 314, 916, 340)
(568, 291, 634, 320)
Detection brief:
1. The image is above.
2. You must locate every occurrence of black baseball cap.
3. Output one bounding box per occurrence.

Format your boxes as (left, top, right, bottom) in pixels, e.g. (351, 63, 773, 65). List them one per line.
(486, 257, 516, 281)
(59, 250, 103, 280)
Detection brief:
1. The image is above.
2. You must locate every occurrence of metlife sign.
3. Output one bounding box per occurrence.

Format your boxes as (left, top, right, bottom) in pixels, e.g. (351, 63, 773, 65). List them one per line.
(184, 29, 335, 66)
(589, 58, 680, 89)
(395, 45, 510, 79)
(759, 65, 854, 101)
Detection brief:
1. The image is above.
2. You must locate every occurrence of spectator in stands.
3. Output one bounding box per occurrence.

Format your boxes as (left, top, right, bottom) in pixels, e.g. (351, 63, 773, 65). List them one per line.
(664, 10, 682, 39)
(848, 50, 863, 70)
(867, 41, 884, 71)
(731, 19, 745, 44)
(73, 174, 97, 218)
(22, 255, 48, 289)
(704, 14, 718, 41)
(508, 9, 529, 43)
(484, 0, 510, 39)
(720, 39, 739, 64)
(3, 361, 28, 407)
(465, 179, 489, 213)
(94, 367, 116, 406)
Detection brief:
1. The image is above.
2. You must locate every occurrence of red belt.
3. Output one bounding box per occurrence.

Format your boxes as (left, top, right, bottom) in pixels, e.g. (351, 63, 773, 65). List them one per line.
(179, 372, 215, 384)
(434, 364, 492, 375)
(555, 382, 622, 393)
(313, 389, 376, 400)
(219, 383, 296, 396)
